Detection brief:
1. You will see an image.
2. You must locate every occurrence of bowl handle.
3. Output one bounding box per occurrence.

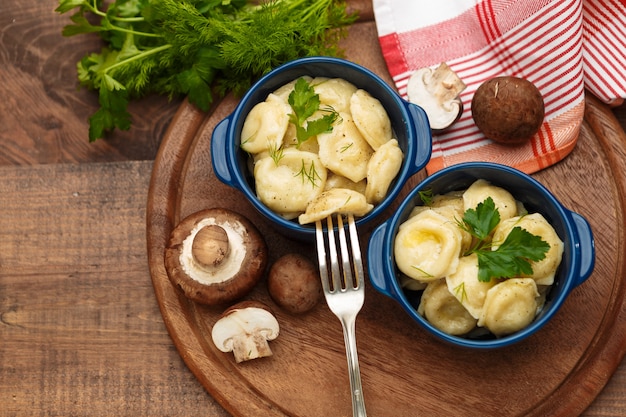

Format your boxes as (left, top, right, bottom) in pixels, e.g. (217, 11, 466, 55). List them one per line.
(570, 211, 596, 288)
(210, 116, 237, 187)
(405, 102, 433, 175)
(367, 222, 394, 298)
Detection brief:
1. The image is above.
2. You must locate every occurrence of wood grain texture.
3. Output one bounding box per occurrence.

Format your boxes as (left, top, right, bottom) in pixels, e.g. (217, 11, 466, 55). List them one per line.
(1, 0, 625, 415)
(0, 0, 181, 164)
(146, 19, 626, 417)
(0, 161, 229, 416)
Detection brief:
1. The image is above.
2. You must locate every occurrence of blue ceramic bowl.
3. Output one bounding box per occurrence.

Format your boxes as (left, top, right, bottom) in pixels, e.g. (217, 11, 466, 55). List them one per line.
(211, 56, 432, 241)
(367, 162, 595, 349)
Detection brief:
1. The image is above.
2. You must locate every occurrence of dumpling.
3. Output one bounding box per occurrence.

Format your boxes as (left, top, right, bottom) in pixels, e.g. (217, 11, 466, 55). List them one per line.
(324, 173, 367, 195)
(431, 191, 465, 218)
(462, 179, 518, 221)
(254, 148, 327, 215)
(429, 205, 472, 254)
(478, 278, 539, 336)
(317, 112, 374, 183)
(445, 254, 498, 319)
(240, 95, 291, 154)
(350, 89, 392, 150)
(311, 77, 358, 113)
(418, 279, 477, 335)
(298, 188, 373, 225)
(271, 76, 313, 103)
(492, 213, 564, 285)
(365, 139, 403, 204)
(394, 209, 464, 282)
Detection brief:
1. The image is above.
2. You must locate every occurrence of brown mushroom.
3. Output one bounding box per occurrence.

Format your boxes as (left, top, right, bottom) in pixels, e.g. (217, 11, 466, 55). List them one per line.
(164, 208, 268, 305)
(471, 76, 545, 144)
(268, 253, 322, 314)
(211, 301, 280, 363)
(406, 62, 466, 131)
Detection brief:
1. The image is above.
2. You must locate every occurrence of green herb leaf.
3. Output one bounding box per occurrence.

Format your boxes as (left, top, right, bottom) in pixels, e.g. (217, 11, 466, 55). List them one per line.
(288, 78, 339, 145)
(418, 189, 433, 206)
(461, 197, 500, 242)
(460, 198, 551, 282)
(475, 226, 550, 282)
(89, 84, 131, 142)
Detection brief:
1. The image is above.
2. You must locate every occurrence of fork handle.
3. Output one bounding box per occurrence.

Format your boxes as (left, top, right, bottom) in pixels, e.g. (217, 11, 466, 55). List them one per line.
(341, 316, 367, 417)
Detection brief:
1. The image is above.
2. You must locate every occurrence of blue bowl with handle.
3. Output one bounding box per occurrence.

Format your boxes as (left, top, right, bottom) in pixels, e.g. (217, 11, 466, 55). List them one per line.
(367, 162, 595, 349)
(211, 56, 432, 242)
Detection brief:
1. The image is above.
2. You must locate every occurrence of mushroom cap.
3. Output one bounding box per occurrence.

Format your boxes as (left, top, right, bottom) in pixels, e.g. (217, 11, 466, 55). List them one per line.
(471, 76, 545, 144)
(164, 208, 268, 305)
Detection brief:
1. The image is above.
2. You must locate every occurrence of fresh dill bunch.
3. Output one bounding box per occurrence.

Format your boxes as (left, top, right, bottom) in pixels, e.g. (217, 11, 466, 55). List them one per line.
(56, 0, 358, 141)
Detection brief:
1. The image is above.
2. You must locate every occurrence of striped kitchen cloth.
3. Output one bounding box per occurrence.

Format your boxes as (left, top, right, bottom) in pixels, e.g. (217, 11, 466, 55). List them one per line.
(374, 0, 626, 174)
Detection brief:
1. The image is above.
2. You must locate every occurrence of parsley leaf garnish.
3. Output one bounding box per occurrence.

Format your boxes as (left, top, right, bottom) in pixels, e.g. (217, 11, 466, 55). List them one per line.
(461, 197, 550, 282)
(288, 78, 340, 146)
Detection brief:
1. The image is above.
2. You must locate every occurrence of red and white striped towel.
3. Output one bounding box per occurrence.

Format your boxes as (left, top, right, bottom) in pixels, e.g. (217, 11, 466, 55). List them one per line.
(374, 0, 626, 174)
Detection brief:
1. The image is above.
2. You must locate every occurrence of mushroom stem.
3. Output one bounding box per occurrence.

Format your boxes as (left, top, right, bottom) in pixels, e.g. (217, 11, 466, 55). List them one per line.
(425, 62, 466, 105)
(192, 224, 230, 267)
(230, 332, 274, 363)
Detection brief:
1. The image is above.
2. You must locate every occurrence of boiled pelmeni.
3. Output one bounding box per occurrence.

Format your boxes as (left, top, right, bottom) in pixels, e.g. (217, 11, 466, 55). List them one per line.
(445, 254, 498, 319)
(478, 278, 539, 336)
(240, 95, 291, 154)
(418, 279, 477, 335)
(311, 77, 358, 113)
(394, 209, 463, 282)
(462, 179, 518, 221)
(317, 112, 373, 183)
(254, 148, 327, 215)
(350, 89, 392, 150)
(298, 188, 373, 225)
(365, 139, 403, 204)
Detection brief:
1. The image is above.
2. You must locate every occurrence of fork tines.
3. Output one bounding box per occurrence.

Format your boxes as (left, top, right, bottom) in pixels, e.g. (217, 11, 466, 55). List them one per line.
(315, 214, 364, 293)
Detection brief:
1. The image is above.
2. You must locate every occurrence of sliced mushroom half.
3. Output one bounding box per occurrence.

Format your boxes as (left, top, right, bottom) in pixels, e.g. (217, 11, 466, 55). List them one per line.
(164, 208, 268, 305)
(406, 62, 466, 131)
(211, 301, 280, 363)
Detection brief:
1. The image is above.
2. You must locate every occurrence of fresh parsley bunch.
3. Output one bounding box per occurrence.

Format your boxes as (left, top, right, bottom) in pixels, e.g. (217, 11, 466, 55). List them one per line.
(55, 0, 357, 141)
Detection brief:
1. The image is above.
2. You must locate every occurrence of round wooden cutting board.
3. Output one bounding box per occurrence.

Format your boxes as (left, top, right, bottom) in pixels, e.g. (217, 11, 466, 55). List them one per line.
(146, 18, 626, 417)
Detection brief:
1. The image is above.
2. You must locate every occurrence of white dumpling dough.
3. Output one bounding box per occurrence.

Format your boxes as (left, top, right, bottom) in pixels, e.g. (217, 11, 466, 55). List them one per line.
(324, 173, 367, 195)
(429, 204, 472, 254)
(350, 89, 392, 150)
(365, 139, 403, 204)
(492, 213, 564, 285)
(254, 148, 327, 215)
(317, 112, 374, 183)
(240, 95, 291, 154)
(431, 191, 465, 218)
(462, 179, 518, 221)
(298, 188, 373, 225)
(445, 254, 498, 319)
(418, 279, 477, 335)
(394, 209, 463, 282)
(478, 278, 539, 336)
(311, 77, 358, 113)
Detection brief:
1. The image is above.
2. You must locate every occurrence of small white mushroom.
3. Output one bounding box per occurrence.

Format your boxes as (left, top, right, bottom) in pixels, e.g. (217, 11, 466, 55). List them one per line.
(406, 62, 466, 130)
(211, 301, 280, 363)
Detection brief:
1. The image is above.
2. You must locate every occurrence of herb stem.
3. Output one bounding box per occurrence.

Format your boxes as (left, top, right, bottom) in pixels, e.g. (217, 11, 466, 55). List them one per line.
(103, 43, 173, 74)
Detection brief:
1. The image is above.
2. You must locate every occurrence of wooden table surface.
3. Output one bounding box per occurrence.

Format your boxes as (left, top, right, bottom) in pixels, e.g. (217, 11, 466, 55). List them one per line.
(1, 1, 624, 416)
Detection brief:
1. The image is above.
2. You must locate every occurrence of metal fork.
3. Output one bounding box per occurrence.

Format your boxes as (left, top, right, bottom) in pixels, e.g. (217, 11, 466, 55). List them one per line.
(315, 213, 367, 417)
